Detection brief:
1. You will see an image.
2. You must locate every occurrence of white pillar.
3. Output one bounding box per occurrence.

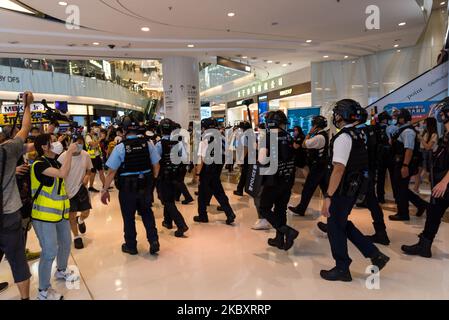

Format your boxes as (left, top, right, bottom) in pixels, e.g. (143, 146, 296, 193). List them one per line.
(162, 56, 200, 128)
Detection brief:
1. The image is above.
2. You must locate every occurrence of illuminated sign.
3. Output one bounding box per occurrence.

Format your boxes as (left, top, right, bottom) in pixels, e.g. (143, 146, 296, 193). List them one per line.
(89, 60, 103, 69)
(280, 88, 293, 96)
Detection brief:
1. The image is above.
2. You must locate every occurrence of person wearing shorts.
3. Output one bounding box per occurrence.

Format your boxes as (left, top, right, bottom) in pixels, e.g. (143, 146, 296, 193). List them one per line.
(58, 135, 93, 249)
(85, 124, 105, 192)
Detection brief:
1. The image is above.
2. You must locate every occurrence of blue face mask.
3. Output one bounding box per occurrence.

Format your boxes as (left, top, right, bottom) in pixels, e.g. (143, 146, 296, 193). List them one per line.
(76, 144, 83, 153)
(389, 119, 397, 126)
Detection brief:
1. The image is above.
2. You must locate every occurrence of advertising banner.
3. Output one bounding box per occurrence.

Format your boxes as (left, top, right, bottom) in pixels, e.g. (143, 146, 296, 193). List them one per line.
(383, 101, 440, 123)
(0, 103, 48, 126)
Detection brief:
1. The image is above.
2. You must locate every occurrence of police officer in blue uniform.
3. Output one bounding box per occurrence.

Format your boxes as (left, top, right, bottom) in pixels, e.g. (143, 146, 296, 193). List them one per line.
(388, 109, 429, 221)
(101, 116, 161, 255)
(155, 118, 189, 237)
(320, 99, 389, 282)
(256, 111, 299, 250)
(288, 115, 329, 216)
(194, 118, 236, 225)
(354, 108, 390, 245)
(374, 111, 393, 203)
(402, 100, 449, 257)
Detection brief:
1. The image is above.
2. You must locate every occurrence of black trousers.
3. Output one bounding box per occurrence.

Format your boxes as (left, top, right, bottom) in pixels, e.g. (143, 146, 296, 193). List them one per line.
(365, 177, 386, 232)
(175, 166, 193, 201)
(198, 170, 234, 218)
(159, 180, 188, 229)
(422, 197, 449, 241)
(257, 183, 292, 229)
(236, 162, 249, 193)
(118, 188, 158, 249)
(392, 168, 429, 218)
(294, 165, 328, 213)
(376, 160, 396, 202)
(327, 195, 379, 271)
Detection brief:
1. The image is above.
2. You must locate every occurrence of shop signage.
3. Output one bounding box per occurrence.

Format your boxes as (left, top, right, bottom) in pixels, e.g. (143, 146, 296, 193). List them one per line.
(280, 88, 293, 96)
(217, 56, 251, 73)
(89, 60, 103, 69)
(0, 74, 20, 83)
(259, 95, 268, 101)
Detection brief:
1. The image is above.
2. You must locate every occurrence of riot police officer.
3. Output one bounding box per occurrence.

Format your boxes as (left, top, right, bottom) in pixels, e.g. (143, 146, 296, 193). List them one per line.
(156, 119, 189, 237)
(355, 108, 390, 245)
(374, 111, 393, 203)
(320, 99, 389, 282)
(388, 109, 429, 221)
(194, 118, 236, 225)
(402, 99, 449, 257)
(255, 111, 299, 251)
(234, 121, 252, 196)
(288, 115, 329, 216)
(101, 116, 161, 255)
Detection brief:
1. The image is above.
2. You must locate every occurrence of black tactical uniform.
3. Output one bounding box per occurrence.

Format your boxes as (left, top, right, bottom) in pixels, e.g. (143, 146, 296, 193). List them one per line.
(289, 116, 329, 216)
(157, 119, 189, 237)
(255, 111, 299, 251)
(194, 118, 236, 225)
(234, 121, 252, 196)
(402, 100, 449, 257)
(374, 112, 394, 203)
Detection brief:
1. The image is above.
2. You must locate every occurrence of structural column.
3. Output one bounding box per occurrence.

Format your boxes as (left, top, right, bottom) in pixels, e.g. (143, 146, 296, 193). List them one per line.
(162, 56, 200, 128)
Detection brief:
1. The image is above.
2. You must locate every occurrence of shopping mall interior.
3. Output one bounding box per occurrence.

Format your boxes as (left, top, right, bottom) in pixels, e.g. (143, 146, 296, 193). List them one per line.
(1, 0, 449, 302)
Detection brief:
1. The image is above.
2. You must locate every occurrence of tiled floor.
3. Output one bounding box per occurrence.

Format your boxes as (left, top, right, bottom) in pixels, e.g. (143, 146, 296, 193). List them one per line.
(1, 178, 448, 300)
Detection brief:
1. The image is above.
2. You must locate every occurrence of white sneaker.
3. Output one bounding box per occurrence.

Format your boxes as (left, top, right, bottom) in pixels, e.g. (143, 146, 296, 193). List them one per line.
(55, 268, 80, 282)
(37, 287, 63, 300)
(251, 219, 271, 230)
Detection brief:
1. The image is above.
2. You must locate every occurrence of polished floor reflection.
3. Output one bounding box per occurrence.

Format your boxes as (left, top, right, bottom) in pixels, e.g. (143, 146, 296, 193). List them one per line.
(1, 179, 449, 300)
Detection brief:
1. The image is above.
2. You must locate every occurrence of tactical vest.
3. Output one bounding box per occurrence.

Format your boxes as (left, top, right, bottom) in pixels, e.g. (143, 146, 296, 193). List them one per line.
(203, 135, 225, 175)
(375, 123, 392, 163)
(359, 124, 378, 172)
(391, 125, 422, 174)
(118, 138, 152, 175)
(263, 130, 296, 186)
(433, 132, 449, 183)
(329, 126, 369, 196)
(30, 158, 70, 222)
(306, 131, 329, 168)
(160, 139, 182, 179)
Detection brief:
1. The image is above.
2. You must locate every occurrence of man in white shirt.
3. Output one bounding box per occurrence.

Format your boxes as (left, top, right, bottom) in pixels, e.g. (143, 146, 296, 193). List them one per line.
(58, 135, 93, 249)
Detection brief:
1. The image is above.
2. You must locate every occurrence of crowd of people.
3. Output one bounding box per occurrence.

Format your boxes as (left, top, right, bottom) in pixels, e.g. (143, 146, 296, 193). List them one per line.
(1, 91, 449, 299)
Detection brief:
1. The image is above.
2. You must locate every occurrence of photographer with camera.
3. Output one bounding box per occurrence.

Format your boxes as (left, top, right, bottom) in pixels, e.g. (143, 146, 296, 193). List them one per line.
(0, 91, 34, 300)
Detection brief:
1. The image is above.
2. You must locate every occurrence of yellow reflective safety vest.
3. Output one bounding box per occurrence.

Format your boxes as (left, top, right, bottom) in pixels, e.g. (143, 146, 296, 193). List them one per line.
(86, 134, 101, 159)
(30, 158, 70, 222)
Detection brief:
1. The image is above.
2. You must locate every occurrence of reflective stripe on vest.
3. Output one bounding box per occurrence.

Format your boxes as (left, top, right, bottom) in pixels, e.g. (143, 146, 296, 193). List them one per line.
(86, 135, 101, 159)
(30, 159, 70, 222)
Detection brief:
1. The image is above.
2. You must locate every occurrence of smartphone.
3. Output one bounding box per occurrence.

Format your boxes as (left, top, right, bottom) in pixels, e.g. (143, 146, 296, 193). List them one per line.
(18, 93, 24, 100)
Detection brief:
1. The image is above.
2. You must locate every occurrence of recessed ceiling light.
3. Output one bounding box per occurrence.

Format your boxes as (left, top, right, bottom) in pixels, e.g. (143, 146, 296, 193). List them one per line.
(344, 56, 349, 59)
(242, 56, 247, 59)
(141, 27, 150, 32)
(441, 2, 446, 5)
(306, 40, 312, 43)
(394, 44, 399, 48)
(266, 60, 273, 63)
(323, 55, 329, 58)
(227, 12, 235, 17)
(58, 1, 68, 6)
(397, 49, 401, 53)
(187, 44, 195, 48)
(282, 64, 288, 67)
(92, 42, 100, 46)
(398, 22, 406, 26)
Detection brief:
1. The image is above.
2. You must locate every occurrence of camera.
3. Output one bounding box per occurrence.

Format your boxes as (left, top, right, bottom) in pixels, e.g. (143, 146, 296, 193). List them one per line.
(108, 44, 116, 49)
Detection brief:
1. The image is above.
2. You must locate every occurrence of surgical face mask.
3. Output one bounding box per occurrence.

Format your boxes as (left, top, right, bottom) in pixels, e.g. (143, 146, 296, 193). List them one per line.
(76, 143, 83, 153)
(53, 127, 59, 134)
(51, 141, 64, 155)
(389, 119, 397, 126)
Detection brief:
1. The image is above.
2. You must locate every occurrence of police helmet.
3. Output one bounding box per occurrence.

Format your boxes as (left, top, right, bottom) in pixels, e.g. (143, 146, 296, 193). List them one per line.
(377, 111, 392, 123)
(396, 108, 412, 123)
(265, 111, 288, 129)
(201, 117, 218, 130)
(122, 115, 140, 132)
(332, 99, 361, 124)
(160, 118, 176, 135)
(435, 97, 449, 123)
(357, 107, 368, 123)
(311, 115, 328, 129)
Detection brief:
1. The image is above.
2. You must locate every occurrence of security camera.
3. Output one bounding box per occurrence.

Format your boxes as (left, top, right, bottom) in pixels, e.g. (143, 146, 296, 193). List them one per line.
(108, 44, 116, 49)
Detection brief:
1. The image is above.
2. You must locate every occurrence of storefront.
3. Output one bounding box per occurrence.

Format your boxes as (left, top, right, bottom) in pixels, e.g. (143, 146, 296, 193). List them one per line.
(226, 97, 258, 127)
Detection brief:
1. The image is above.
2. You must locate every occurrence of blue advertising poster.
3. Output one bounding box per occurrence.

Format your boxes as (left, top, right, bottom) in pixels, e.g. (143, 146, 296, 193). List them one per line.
(258, 101, 269, 124)
(383, 101, 440, 122)
(287, 107, 321, 134)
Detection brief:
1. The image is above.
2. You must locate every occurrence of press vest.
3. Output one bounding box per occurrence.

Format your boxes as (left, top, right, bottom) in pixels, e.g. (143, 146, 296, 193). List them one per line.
(330, 126, 369, 195)
(306, 131, 329, 168)
(30, 158, 70, 222)
(86, 134, 101, 159)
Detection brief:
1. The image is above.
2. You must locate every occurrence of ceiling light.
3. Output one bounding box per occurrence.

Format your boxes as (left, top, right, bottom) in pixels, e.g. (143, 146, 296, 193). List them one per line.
(398, 22, 406, 26)
(266, 60, 273, 63)
(227, 12, 235, 17)
(441, 2, 446, 5)
(306, 40, 312, 43)
(187, 44, 195, 48)
(242, 56, 247, 59)
(0, 0, 34, 13)
(397, 49, 401, 53)
(58, 1, 68, 6)
(344, 56, 349, 59)
(92, 42, 100, 46)
(282, 64, 288, 67)
(323, 55, 329, 58)
(394, 44, 399, 48)
(141, 27, 150, 32)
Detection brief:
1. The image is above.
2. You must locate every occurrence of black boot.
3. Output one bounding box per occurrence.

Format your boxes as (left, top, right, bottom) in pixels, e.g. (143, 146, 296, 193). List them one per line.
(225, 212, 236, 225)
(401, 236, 432, 258)
(278, 226, 299, 251)
(370, 251, 390, 271)
(367, 229, 390, 246)
(149, 240, 160, 255)
(288, 206, 305, 216)
(268, 231, 285, 250)
(174, 225, 189, 238)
